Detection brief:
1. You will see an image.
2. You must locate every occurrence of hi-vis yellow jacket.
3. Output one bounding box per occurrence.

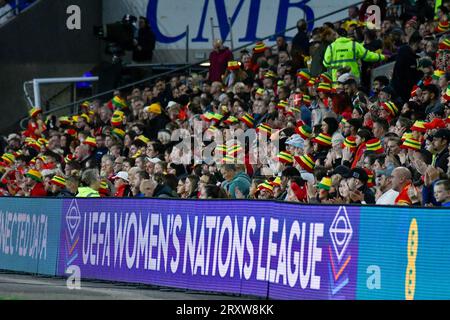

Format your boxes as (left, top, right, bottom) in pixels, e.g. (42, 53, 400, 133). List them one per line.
(76, 186, 100, 197)
(323, 37, 386, 82)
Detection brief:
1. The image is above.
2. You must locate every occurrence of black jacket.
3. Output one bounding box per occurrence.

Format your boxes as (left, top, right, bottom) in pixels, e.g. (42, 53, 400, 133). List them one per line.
(153, 184, 176, 198)
(434, 149, 449, 173)
(57, 189, 76, 197)
(314, 150, 329, 166)
(95, 147, 109, 165)
(144, 114, 171, 140)
(291, 30, 310, 56)
(391, 45, 423, 103)
(291, 29, 310, 69)
(350, 185, 375, 204)
(79, 153, 97, 170)
(424, 101, 444, 116)
(361, 185, 375, 204)
(310, 41, 329, 77)
(133, 27, 156, 62)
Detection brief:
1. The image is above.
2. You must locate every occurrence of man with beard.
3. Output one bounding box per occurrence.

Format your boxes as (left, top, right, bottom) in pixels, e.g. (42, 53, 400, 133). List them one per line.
(342, 75, 365, 106)
(94, 134, 109, 165)
(130, 170, 149, 196)
(370, 76, 389, 102)
(75, 143, 96, 170)
(151, 79, 172, 107)
(372, 118, 389, 141)
(98, 106, 112, 127)
(421, 84, 444, 116)
(342, 118, 362, 137)
(431, 129, 450, 173)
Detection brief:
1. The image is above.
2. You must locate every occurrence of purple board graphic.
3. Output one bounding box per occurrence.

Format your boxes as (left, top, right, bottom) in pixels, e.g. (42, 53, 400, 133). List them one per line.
(58, 199, 359, 299)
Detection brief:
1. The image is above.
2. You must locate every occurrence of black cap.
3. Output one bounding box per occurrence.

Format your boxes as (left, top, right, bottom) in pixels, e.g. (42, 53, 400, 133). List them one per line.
(349, 167, 368, 184)
(433, 129, 450, 141)
(331, 165, 351, 178)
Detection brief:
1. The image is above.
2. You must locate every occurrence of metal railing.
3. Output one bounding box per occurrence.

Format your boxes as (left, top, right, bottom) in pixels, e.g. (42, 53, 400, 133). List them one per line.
(19, 1, 366, 129)
(0, 0, 39, 23)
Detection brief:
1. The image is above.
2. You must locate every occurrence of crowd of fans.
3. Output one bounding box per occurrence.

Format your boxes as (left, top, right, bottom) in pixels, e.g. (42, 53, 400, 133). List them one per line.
(1, 0, 450, 207)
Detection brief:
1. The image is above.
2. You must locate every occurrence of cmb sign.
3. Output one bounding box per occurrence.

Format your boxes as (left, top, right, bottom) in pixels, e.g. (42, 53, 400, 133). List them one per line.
(147, 0, 315, 44)
(141, 0, 358, 49)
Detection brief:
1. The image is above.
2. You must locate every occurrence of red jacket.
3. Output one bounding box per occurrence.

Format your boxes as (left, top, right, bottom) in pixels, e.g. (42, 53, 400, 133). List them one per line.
(352, 142, 367, 169)
(208, 47, 233, 82)
(114, 184, 131, 197)
(25, 120, 46, 139)
(30, 182, 47, 197)
(395, 183, 414, 205)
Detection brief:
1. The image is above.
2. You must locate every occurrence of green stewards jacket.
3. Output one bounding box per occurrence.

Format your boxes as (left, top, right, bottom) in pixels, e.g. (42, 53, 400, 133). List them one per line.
(323, 37, 386, 82)
(76, 186, 100, 198)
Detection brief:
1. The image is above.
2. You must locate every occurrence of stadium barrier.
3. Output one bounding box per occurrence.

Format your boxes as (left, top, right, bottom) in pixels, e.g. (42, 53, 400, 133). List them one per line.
(1, 197, 449, 299)
(0, 198, 62, 275)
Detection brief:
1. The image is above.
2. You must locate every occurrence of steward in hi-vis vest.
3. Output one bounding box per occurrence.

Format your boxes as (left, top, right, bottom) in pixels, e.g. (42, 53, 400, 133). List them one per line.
(323, 29, 386, 84)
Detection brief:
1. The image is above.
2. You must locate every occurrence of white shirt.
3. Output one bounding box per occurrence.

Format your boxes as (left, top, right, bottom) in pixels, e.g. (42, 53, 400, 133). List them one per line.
(376, 189, 399, 205)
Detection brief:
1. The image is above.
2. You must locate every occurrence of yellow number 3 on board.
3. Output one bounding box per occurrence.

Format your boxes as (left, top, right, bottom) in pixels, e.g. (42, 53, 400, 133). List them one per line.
(405, 218, 418, 300)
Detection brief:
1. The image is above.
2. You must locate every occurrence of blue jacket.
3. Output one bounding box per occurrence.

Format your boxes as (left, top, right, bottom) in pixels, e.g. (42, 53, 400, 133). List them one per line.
(422, 179, 440, 206)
